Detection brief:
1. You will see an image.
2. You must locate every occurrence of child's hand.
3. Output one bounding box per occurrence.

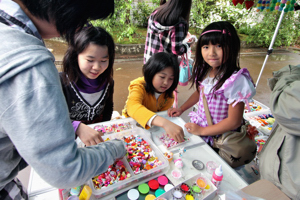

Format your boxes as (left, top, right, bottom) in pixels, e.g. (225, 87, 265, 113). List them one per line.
(167, 107, 183, 117)
(162, 120, 185, 143)
(76, 123, 104, 146)
(185, 122, 203, 136)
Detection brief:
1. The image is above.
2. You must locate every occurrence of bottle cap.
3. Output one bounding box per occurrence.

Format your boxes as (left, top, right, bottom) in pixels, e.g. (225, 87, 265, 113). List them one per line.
(215, 165, 223, 176)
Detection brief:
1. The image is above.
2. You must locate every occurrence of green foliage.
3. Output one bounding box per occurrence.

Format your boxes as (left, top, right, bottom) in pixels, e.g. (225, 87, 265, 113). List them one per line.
(89, 0, 300, 47)
(243, 11, 300, 47)
(132, 0, 160, 27)
(91, 0, 134, 42)
(189, 0, 249, 34)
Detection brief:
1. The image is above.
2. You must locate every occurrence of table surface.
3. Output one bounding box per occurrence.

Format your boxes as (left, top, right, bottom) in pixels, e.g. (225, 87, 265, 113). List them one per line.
(28, 111, 248, 200)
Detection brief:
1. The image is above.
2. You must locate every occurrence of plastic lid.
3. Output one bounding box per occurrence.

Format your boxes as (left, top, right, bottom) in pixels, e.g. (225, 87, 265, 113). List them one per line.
(127, 189, 139, 200)
(192, 185, 201, 193)
(172, 190, 183, 198)
(145, 194, 156, 200)
(171, 169, 182, 179)
(164, 183, 174, 192)
(138, 183, 150, 194)
(185, 194, 194, 200)
(148, 179, 159, 190)
(215, 165, 223, 176)
(192, 160, 204, 170)
(155, 188, 165, 197)
(157, 175, 168, 186)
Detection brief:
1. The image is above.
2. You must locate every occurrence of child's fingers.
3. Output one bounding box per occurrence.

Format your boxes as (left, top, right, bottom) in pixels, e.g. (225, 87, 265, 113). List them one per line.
(168, 109, 177, 117)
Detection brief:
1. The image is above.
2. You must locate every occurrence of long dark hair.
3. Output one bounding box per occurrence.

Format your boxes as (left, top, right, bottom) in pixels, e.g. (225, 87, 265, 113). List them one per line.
(191, 21, 241, 92)
(154, 0, 192, 31)
(20, 0, 114, 44)
(62, 26, 115, 86)
(143, 52, 179, 98)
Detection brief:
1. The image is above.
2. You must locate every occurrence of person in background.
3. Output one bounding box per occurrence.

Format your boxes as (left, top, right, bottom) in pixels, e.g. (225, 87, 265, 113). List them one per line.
(60, 26, 115, 146)
(144, 0, 194, 64)
(168, 21, 256, 145)
(259, 64, 300, 200)
(122, 52, 185, 142)
(0, 0, 126, 198)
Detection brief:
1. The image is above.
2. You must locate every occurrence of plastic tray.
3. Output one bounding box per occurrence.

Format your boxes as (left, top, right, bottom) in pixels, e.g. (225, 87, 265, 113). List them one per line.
(243, 99, 270, 115)
(87, 128, 169, 199)
(91, 118, 136, 135)
(244, 110, 274, 136)
(157, 132, 190, 150)
(157, 172, 217, 200)
(147, 112, 205, 153)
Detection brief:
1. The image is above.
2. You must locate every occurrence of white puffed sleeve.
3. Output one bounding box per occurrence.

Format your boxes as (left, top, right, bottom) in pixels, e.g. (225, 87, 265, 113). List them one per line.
(224, 74, 256, 105)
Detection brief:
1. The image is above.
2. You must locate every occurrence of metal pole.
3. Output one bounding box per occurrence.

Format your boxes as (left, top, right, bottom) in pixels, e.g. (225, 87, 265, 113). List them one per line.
(255, 8, 286, 88)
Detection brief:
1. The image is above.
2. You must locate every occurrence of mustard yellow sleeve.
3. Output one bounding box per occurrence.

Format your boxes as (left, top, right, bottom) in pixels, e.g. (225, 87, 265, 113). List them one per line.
(124, 81, 155, 129)
(159, 95, 174, 111)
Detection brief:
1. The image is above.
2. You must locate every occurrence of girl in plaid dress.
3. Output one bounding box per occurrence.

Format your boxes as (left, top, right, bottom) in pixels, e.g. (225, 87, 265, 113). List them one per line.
(143, 0, 195, 64)
(168, 21, 256, 147)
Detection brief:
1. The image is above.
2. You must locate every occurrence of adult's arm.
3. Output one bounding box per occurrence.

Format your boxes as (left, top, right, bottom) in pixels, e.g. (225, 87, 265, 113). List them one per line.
(269, 65, 300, 136)
(1, 60, 126, 189)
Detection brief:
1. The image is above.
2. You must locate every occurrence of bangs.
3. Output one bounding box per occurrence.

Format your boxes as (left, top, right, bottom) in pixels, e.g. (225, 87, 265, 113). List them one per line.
(200, 32, 223, 46)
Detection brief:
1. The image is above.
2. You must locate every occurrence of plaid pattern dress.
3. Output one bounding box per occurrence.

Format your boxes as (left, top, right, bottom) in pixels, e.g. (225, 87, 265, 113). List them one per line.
(189, 68, 256, 146)
(143, 11, 189, 64)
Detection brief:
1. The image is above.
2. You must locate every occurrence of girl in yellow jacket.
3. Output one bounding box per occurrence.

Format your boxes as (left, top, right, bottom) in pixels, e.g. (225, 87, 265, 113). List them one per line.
(122, 52, 184, 142)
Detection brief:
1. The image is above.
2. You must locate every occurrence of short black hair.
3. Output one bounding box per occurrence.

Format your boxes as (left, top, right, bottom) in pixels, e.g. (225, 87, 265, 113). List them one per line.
(143, 52, 179, 98)
(62, 26, 115, 86)
(20, 0, 114, 44)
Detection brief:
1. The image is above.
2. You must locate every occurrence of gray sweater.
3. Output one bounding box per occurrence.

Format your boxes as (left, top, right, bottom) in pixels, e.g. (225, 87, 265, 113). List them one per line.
(0, 0, 126, 190)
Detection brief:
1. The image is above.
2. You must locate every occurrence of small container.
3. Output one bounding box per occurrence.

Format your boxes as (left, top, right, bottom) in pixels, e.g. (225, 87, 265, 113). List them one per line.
(196, 177, 207, 189)
(127, 189, 139, 200)
(171, 169, 182, 179)
(172, 188, 183, 200)
(157, 175, 168, 186)
(145, 194, 156, 200)
(185, 193, 194, 200)
(163, 152, 173, 163)
(138, 183, 150, 194)
(58, 188, 70, 200)
(203, 182, 211, 195)
(206, 161, 218, 174)
(191, 184, 203, 200)
(174, 158, 183, 169)
(164, 183, 174, 192)
(179, 183, 190, 194)
(78, 185, 92, 200)
(70, 186, 81, 196)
